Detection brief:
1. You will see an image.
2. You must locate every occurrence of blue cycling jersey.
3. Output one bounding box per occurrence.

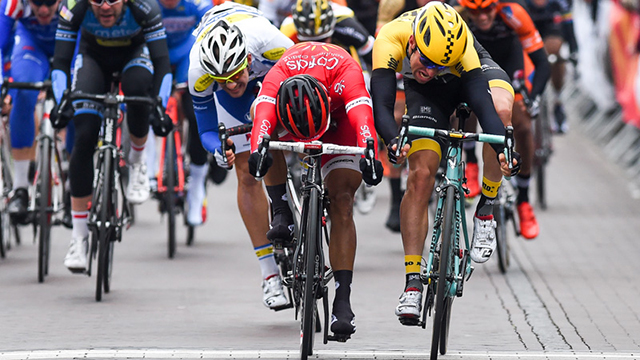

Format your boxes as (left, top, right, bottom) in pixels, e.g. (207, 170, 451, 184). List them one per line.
(0, 0, 58, 62)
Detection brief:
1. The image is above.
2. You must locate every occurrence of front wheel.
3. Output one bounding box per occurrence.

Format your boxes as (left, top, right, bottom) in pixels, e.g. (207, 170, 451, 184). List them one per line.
(96, 151, 113, 302)
(494, 188, 510, 274)
(37, 137, 53, 283)
(431, 186, 456, 360)
(165, 134, 177, 259)
(300, 188, 320, 360)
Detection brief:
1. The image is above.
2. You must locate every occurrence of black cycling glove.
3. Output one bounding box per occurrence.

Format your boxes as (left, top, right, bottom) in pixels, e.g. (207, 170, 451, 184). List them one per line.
(499, 150, 522, 177)
(359, 157, 384, 186)
(386, 137, 411, 164)
(150, 106, 173, 137)
(248, 151, 273, 178)
(50, 100, 74, 129)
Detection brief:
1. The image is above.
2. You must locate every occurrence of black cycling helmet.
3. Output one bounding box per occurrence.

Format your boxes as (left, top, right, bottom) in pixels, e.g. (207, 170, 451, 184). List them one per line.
(291, 0, 336, 41)
(276, 74, 331, 141)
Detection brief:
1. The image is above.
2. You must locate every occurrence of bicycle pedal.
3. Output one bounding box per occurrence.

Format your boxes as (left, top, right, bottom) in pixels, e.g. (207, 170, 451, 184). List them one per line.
(398, 316, 423, 327)
(327, 333, 351, 342)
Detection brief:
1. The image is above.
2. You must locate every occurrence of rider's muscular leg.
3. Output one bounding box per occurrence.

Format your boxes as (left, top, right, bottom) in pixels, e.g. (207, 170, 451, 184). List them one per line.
(511, 101, 533, 177)
(545, 36, 565, 92)
(325, 168, 361, 271)
(234, 151, 271, 249)
(401, 150, 440, 256)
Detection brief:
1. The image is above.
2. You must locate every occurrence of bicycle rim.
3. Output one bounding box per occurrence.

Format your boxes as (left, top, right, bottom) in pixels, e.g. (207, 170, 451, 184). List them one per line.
(431, 186, 456, 360)
(494, 189, 509, 274)
(96, 151, 113, 302)
(300, 188, 319, 359)
(165, 135, 176, 258)
(37, 138, 52, 283)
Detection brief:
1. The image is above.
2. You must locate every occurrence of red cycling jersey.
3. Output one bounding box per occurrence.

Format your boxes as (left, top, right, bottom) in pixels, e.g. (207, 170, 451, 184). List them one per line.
(250, 42, 376, 155)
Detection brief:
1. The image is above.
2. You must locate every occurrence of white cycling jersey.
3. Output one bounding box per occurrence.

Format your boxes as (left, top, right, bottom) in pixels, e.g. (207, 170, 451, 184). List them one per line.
(187, 2, 294, 156)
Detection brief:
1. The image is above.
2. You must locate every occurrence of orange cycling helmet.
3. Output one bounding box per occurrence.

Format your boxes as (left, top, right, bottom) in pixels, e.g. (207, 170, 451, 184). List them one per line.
(276, 75, 331, 141)
(413, 2, 468, 66)
(458, 0, 498, 10)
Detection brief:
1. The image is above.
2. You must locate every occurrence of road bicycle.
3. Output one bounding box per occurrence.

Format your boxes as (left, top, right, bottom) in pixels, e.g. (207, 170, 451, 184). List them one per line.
(255, 134, 376, 360)
(156, 93, 186, 257)
(59, 75, 163, 301)
(513, 71, 553, 210)
(0, 79, 68, 281)
(398, 103, 514, 359)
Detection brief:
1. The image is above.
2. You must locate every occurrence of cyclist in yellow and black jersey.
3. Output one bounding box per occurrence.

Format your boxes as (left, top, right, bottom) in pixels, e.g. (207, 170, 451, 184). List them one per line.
(371, 2, 520, 324)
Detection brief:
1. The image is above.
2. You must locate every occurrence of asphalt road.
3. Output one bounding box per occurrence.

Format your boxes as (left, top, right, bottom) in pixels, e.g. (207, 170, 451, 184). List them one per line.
(1, 111, 639, 360)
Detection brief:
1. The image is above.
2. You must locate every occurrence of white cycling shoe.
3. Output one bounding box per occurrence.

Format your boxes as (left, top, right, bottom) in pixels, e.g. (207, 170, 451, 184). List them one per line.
(64, 235, 88, 273)
(262, 275, 288, 309)
(395, 290, 422, 319)
(470, 215, 497, 263)
(127, 162, 150, 204)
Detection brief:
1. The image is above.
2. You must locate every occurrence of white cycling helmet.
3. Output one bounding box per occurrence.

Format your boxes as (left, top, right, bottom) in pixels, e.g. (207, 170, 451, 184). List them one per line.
(199, 19, 248, 76)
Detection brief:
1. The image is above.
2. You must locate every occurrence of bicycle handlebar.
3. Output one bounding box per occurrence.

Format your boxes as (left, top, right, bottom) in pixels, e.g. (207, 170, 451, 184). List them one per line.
(407, 126, 506, 145)
(254, 134, 372, 180)
(1, 79, 52, 101)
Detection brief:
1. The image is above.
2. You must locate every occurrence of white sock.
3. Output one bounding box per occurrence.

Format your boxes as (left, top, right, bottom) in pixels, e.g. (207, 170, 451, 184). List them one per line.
(145, 132, 157, 180)
(187, 163, 209, 224)
(71, 211, 89, 239)
(129, 142, 145, 165)
(255, 244, 280, 279)
(13, 160, 30, 190)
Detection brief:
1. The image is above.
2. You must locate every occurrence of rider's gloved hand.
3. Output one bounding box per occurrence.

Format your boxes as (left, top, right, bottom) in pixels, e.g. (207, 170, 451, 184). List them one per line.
(213, 141, 236, 170)
(248, 151, 273, 178)
(150, 106, 173, 137)
(50, 100, 74, 129)
(527, 96, 541, 118)
(386, 137, 411, 164)
(359, 157, 384, 186)
(499, 150, 522, 177)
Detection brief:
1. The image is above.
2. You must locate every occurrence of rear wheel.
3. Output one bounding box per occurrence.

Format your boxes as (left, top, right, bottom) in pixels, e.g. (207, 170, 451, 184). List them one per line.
(300, 188, 320, 360)
(37, 137, 52, 282)
(431, 186, 456, 360)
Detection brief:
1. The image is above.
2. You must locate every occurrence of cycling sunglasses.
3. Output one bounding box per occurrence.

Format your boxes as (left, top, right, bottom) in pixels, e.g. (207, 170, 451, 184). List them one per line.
(468, 3, 497, 16)
(31, 0, 57, 6)
(89, 0, 122, 6)
(413, 47, 447, 71)
(208, 58, 248, 84)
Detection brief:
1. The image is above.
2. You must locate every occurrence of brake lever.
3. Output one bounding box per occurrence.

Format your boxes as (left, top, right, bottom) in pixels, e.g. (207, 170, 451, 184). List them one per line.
(255, 134, 271, 180)
(218, 123, 232, 170)
(396, 115, 410, 159)
(365, 137, 376, 182)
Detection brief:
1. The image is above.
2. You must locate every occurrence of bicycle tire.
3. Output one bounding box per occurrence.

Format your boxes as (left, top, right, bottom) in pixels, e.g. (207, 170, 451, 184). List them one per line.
(431, 185, 456, 360)
(37, 137, 52, 283)
(165, 134, 176, 259)
(96, 150, 113, 302)
(494, 188, 509, 274)
(186, 225, 194, 246)
(534, 110, 550, 210)
(300, 187, 320, 360)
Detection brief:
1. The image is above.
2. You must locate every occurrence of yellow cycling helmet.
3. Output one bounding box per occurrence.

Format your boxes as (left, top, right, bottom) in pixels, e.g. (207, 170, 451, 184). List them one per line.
(413, 2, 468, 66)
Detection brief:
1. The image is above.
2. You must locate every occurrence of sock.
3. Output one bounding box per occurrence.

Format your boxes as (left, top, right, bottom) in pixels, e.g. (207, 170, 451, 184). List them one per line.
(516, 175, 530, 204)
(187, 163, 209, 224)
(145, 132, 156, 180)
(71, 211, 89, 239)
(475, 176, 501, 218)
(255, 244, 279, 280)
(404, 255, 423, 292)
(266, 184, 293, 223)
(332, 270, 354, 324)
(129, 142, 145, 165)
(13, 160, 30, 190)
(463, 142, 478, 163)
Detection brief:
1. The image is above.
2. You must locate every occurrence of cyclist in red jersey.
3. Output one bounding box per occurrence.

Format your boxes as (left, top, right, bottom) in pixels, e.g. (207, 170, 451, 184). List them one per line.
(247, 42, 383, 338)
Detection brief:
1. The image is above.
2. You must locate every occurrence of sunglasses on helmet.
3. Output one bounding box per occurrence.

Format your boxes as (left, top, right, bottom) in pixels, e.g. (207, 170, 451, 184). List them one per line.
(89, 0, 122, 6)
(413, 47, 448, 71)
(468, 3, 497, 16)
(30, 0, 57, 7)
(208, 58, 249, 84)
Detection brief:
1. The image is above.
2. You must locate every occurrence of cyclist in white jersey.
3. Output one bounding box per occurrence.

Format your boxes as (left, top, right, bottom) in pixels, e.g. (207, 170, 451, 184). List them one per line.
(188, 2, 295, 309)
